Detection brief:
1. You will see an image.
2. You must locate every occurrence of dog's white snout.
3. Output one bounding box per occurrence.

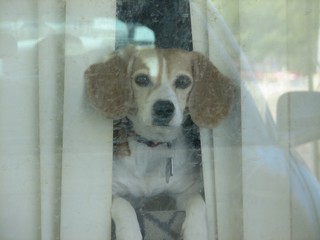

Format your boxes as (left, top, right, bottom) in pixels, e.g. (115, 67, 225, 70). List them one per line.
(152, 100, 175, 126)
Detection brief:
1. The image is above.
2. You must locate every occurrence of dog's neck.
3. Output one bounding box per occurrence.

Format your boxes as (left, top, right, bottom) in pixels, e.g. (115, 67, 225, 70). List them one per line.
(113, 118, 176, 156)
(129, 131, 173, 148)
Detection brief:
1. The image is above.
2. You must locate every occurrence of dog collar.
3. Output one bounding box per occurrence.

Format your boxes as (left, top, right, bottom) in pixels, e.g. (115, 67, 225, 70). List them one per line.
(132, 132, 171, 148)
(125, 119, 174, 148)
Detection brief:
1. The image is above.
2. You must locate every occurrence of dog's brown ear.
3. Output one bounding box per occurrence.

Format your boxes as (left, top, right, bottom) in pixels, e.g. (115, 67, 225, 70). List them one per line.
(85, 53, 132, 119)
(189, 52, 235, 128)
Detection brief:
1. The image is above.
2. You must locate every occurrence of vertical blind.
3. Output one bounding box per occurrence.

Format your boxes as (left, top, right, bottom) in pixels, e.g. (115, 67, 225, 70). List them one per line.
(1, 0, 320, 240)
(1, 0, 116, 239)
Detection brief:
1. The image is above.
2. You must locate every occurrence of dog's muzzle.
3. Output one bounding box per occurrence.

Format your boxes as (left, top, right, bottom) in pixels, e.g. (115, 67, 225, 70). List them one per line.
(152, 100, 175, 126)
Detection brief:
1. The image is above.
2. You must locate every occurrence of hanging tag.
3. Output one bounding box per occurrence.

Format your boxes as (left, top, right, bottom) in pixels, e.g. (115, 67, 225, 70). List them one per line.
(166, 157, 173, 184)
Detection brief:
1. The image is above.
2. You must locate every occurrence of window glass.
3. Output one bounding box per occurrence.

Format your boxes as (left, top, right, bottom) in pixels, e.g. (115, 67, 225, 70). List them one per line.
(0, 1, 319, 240)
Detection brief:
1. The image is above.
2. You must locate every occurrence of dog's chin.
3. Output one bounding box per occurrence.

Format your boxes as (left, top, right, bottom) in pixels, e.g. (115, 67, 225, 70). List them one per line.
(138, 125, 182, 142)
(128, 116, 182, 142)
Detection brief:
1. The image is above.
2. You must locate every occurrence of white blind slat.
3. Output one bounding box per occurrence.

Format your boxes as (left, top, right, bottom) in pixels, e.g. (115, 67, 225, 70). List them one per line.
(191, 1, 243, 239)
(38, 1, 66, 239)
(190, 1, 217, 239)
(206, 3, 243, 240)
(61, 0, 115, 240)
(0, 1, 41, 239)
(60, 1, 116, 240)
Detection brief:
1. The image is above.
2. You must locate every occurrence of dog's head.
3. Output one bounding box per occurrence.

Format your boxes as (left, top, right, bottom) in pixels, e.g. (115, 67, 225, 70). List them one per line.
(85, 46, 235, 141)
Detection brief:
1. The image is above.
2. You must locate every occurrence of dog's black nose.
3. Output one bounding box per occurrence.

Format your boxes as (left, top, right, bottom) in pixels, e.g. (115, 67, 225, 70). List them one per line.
(152, 100, 175, 126)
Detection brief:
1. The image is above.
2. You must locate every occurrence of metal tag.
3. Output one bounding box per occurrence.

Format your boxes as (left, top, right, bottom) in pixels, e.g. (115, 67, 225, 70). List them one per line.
(166, 157, 173, 184)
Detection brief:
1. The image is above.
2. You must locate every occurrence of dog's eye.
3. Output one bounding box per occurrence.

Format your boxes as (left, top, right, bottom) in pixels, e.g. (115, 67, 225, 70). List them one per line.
(175, 75, 192, 89)
(134, 74, 151, 87)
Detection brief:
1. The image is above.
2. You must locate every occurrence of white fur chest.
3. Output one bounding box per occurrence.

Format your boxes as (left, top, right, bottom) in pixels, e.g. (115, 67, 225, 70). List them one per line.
(112, 136, 201, 205)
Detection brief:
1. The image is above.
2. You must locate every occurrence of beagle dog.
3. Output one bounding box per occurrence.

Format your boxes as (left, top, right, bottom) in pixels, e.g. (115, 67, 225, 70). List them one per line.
(85, 46, 235, 240)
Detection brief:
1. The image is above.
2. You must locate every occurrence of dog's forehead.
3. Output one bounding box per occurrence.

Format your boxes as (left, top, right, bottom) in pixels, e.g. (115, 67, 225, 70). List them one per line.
(131, 49, 192, 77)
(133, 49, 160, 77)
(163, 49, 193, 68)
